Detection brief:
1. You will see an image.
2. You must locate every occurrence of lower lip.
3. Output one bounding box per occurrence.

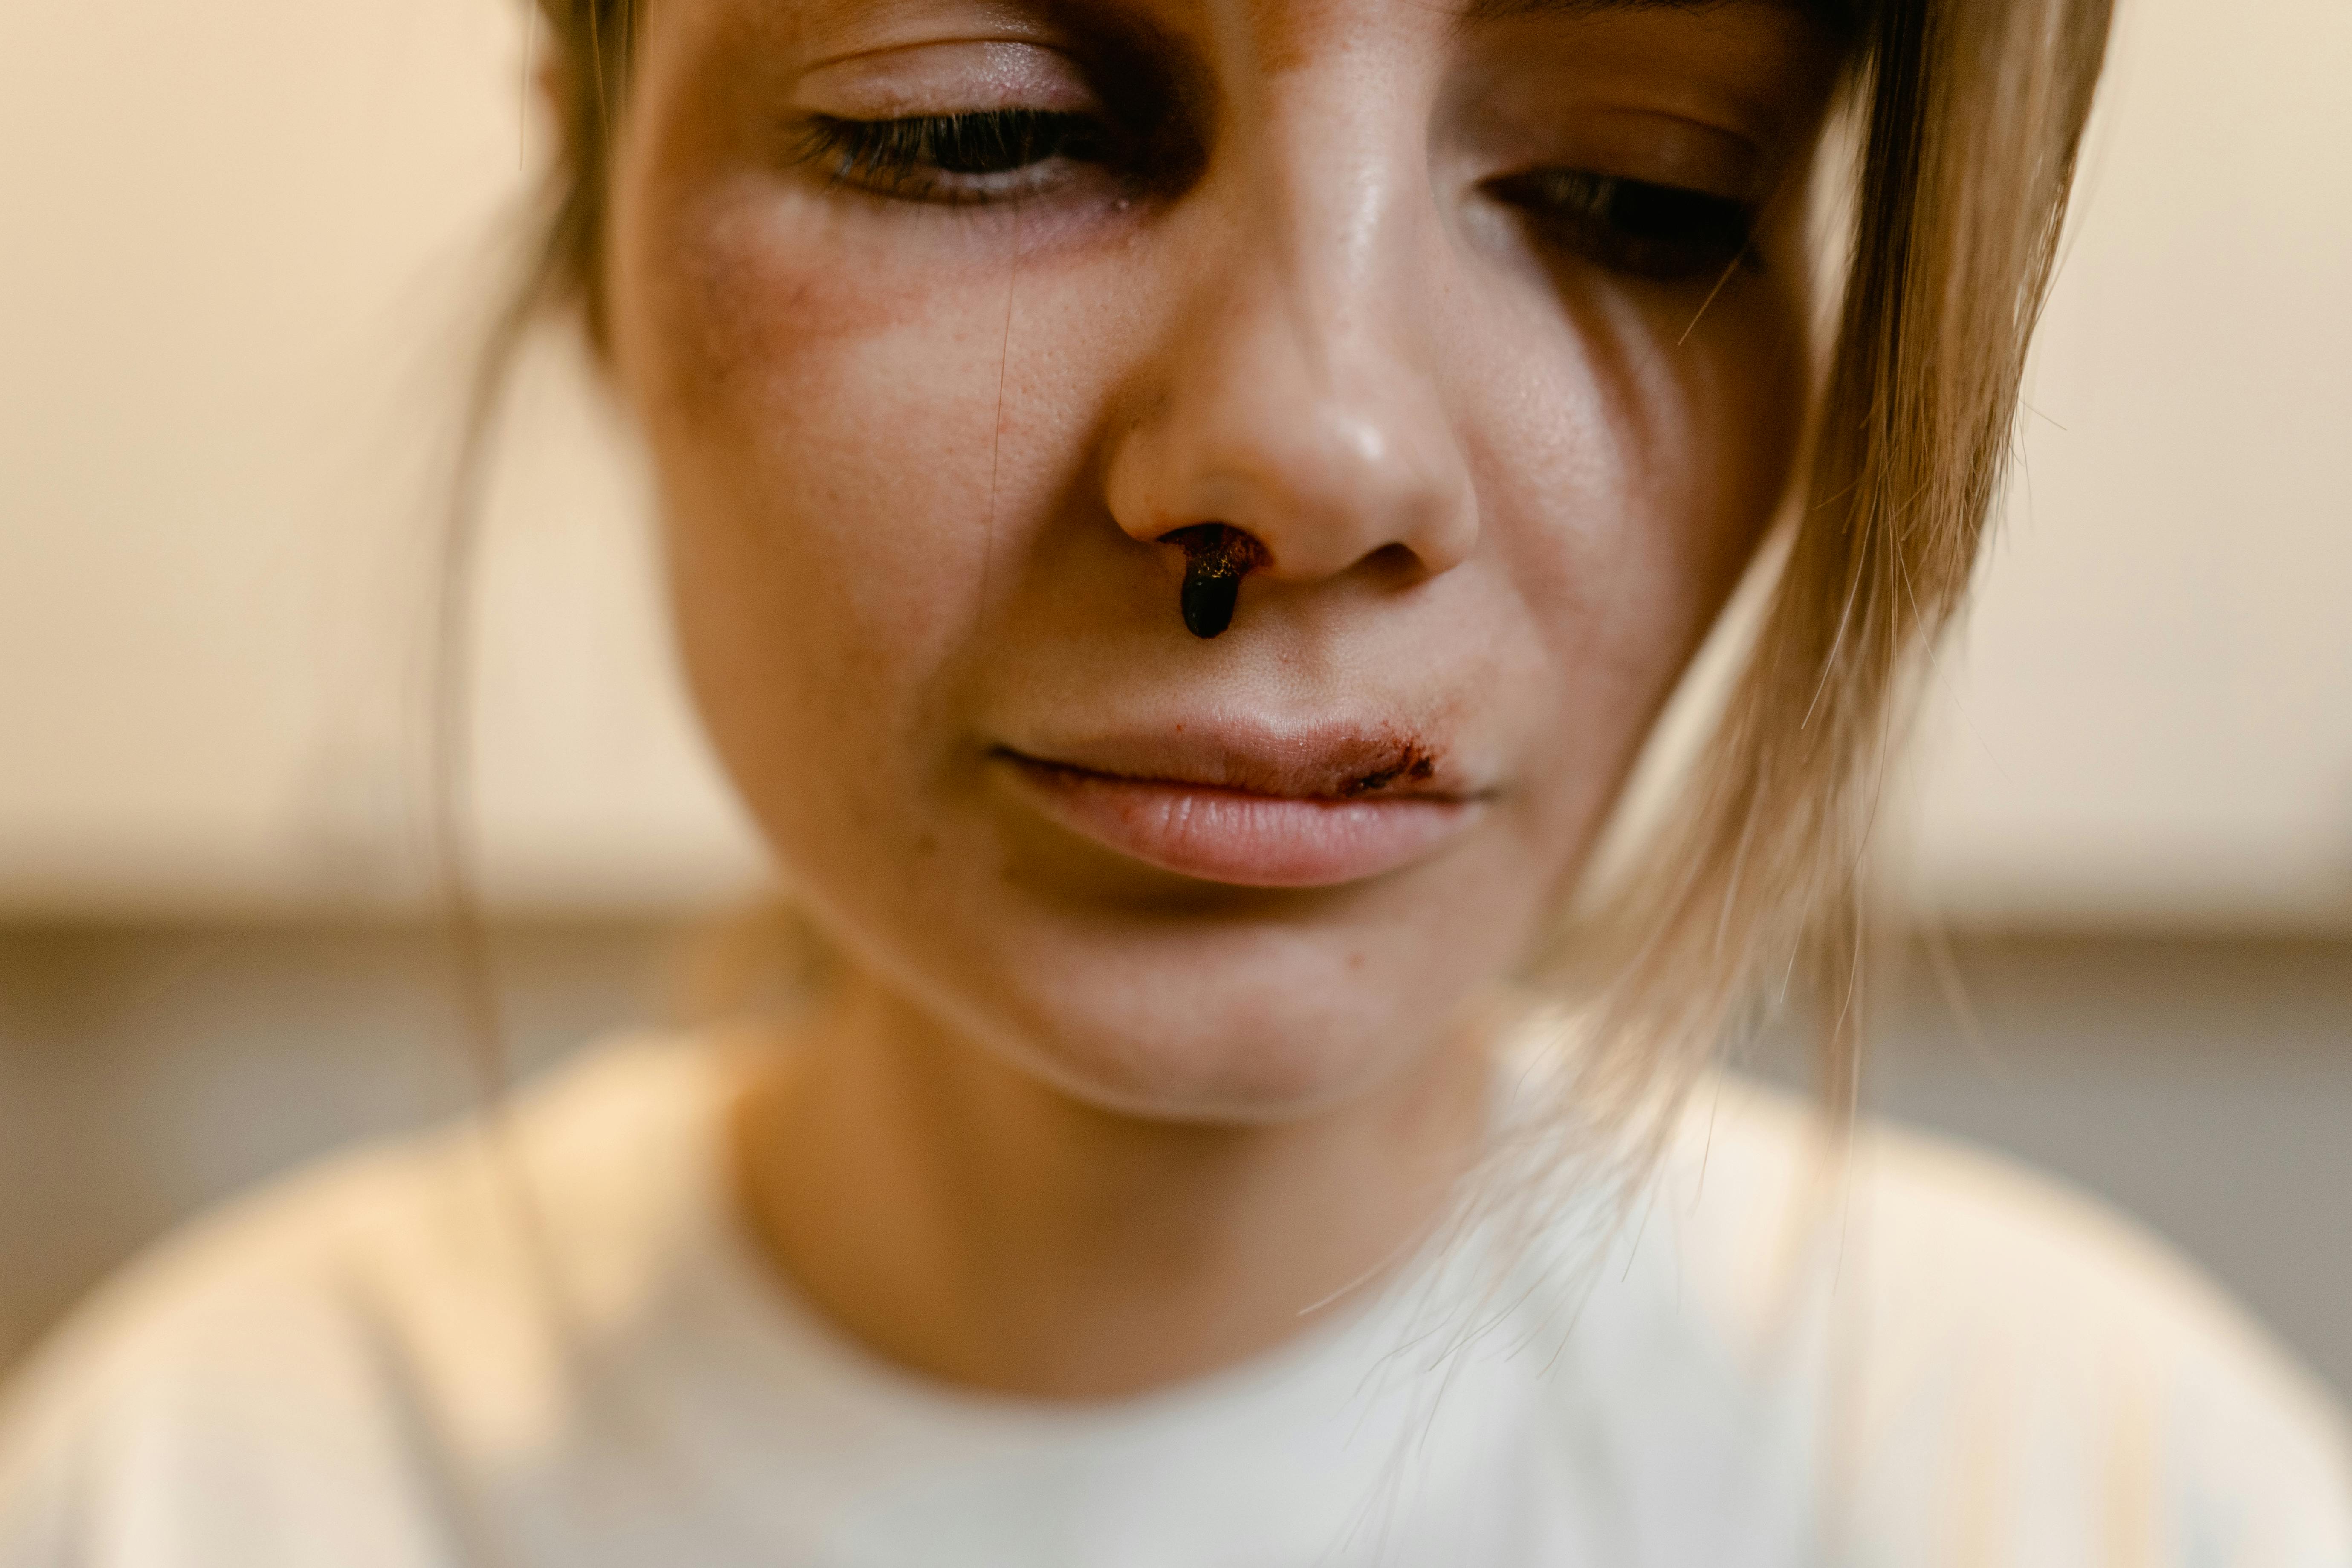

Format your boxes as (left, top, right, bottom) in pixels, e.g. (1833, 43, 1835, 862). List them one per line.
(1000, 759, 1480, 888)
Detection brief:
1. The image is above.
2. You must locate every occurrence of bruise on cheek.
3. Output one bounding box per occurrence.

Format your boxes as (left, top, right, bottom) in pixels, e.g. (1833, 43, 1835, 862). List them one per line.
(639, 172, 949, 419)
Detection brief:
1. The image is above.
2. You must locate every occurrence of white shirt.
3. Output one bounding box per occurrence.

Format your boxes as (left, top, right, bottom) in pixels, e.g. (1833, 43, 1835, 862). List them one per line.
(1, 1033, 2345, 1566)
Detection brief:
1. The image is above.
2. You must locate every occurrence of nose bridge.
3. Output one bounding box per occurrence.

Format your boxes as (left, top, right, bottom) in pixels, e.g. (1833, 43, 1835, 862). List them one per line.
(1203, 0, 1400, 356)
(1116, 78, 1478, 586)
(1248, 88, 1398, 398)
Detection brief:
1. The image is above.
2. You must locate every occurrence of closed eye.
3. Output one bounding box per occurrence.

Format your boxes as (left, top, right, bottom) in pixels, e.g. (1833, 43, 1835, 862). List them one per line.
(795, 110, 1119, 205)
(1484, 168, 1756, 282)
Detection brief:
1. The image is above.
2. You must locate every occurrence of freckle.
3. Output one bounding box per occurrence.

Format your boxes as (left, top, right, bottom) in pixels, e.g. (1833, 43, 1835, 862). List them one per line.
(1348, 952, 1365, 972)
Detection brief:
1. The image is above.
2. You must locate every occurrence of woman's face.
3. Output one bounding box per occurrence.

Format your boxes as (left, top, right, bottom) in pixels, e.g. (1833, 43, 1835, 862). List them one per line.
(605, 0, 1839, 1118)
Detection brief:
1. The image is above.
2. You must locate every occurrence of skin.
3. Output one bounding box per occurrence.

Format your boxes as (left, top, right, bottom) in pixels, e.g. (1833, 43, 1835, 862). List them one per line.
(599, 0, 1840, 1398)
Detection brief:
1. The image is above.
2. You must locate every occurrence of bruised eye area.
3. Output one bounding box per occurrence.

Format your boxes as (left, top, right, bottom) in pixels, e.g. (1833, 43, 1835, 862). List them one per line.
(793, 108, 1125, 205)
(1483, 168, 1758, 283)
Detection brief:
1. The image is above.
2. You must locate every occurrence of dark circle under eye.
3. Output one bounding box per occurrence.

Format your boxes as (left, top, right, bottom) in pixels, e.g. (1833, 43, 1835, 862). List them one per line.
(1487, 168, 1756, 283)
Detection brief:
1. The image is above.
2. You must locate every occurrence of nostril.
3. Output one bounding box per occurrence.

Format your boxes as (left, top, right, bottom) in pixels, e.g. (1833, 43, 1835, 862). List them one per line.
(1159, 524, 1270, 640)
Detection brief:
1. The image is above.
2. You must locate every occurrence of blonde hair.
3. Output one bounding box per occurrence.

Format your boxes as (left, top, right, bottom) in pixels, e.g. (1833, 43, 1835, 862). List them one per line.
(454, 0, 2113, 1148)
(1565, 0, 2112, 1161)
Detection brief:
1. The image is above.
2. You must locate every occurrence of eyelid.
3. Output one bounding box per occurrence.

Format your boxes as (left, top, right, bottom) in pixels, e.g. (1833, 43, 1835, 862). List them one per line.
(793, 39, 1100, 121)
(1461, 55, 1781, 204)
(1502, 110, 1765, 204)
(1600, 114, 1762, 197)
(792, 107, 1124, 211)
(1486, 168, 1759, 283)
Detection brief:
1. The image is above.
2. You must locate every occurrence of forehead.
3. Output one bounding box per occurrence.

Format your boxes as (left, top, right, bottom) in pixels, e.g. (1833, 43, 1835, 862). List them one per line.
(1217, 0, 1851, 97)
(1212, 0, 1860, 83)
(1163, 0, 1852, 82)
(659, 0, 1852, 109)
(764, 0, 1859, 46)
(1464, 0, 1861, 28)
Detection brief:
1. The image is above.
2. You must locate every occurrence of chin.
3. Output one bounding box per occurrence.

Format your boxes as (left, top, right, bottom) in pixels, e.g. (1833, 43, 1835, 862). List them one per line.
(939, 914, 1478, 1125)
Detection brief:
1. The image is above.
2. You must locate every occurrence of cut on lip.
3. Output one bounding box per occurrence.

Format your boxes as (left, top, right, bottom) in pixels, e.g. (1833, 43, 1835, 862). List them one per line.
(989, 724, 1470, 804)
(996, 752, 1482, 888)
(998, 750, 1461, 804)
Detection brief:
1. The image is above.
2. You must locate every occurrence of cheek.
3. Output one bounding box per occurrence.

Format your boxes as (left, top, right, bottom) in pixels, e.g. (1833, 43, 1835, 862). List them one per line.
(1482, 274, 1802, 656)
(1455, 273, 1806, 862)
(630, 182, 1001, 616)
(607, 153, 1144, 929)
(604, 183, 1008, 891)
(615, 170, 1064, 763)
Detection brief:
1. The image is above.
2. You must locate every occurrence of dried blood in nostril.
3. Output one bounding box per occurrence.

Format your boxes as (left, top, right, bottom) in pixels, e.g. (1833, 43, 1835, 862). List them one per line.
(1160, 524, 1268, 640)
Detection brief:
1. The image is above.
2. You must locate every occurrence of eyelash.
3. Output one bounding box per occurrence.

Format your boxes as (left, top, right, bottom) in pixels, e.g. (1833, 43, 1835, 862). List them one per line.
(1484, 168, 1759, 283)
(795, 110, 1117, 205)
(796, 108, 1757, 283)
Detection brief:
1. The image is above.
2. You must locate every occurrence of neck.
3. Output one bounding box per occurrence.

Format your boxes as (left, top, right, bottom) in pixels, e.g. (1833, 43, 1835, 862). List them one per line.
(730, 971, 1492, 1400)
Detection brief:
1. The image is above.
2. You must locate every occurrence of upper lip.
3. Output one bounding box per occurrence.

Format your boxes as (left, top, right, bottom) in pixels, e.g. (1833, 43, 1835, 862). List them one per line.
(992, 720, 1480, 802)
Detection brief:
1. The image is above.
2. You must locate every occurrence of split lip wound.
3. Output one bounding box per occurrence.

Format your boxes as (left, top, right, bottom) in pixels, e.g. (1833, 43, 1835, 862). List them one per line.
(992, 726, 1466, 803)
(1161, 523, 1268, 639)
(1010, 750, 1444, 801)
(997, 750, 1481, 888)
(990, 728, 1482, 885)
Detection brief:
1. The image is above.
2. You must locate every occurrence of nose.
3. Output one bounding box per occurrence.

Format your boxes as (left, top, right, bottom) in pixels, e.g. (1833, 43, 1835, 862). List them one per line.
(1103, 141, 1478, 597)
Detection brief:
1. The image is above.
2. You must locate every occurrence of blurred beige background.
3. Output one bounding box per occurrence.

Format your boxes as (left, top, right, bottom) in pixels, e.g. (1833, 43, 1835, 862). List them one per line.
(2, 0, 2347, 1390)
